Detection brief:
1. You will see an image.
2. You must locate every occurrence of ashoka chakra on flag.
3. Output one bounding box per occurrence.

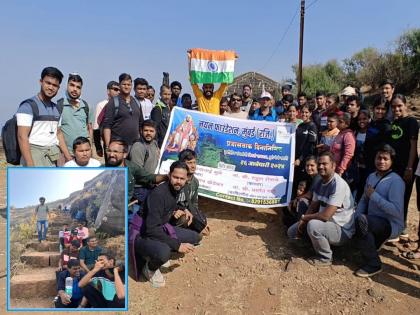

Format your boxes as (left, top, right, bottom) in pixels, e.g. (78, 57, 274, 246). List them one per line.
(189, 48, 235, 84)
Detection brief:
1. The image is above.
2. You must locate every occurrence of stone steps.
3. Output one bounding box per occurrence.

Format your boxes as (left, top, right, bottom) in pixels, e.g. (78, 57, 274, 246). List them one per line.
(26, 241, 59, 252)
(21, 251, 60, 268)
(10, 267, 57, 299)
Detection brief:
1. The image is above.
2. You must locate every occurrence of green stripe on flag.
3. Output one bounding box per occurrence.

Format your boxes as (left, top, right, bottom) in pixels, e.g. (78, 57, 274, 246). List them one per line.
(190, 71, 234, 84)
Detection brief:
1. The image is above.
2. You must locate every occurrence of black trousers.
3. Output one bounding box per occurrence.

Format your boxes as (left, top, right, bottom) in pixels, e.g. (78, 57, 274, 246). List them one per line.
(135, 226, 201, 271)
(82, 283, 125, 308)
(55, 296, 81, 308)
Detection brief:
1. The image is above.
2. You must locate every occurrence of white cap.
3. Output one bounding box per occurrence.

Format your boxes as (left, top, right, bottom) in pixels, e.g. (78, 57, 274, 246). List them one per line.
(341, 86, 356, 96)
(260, 91, 272, 99)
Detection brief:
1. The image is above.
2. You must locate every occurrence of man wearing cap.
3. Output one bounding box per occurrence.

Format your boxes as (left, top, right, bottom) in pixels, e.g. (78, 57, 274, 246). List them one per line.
(339, 86, 356, 111)
(249, 91, 277, 121)
(93, 81, 120, 157)
(34, 197, 49, 243)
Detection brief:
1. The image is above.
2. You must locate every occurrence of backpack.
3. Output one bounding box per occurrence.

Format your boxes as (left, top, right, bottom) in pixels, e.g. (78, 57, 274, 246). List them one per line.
(2, 99, 39, 165)
(97, 96, 120, 128)
(56, 98, 90, 125)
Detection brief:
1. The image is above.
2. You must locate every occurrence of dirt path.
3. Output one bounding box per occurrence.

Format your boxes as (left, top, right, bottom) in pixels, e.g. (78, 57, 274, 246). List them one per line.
(131, 196, 420, 314)
(1, 148, 419, 314)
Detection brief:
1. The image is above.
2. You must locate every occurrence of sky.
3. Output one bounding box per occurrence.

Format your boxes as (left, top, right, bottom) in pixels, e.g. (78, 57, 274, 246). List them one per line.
(8, 168, 104, 208)
(1, 0, 419, 128)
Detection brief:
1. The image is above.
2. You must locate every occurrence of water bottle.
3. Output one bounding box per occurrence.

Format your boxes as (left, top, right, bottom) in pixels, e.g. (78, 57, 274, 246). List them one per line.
(65, 277, 73, 298)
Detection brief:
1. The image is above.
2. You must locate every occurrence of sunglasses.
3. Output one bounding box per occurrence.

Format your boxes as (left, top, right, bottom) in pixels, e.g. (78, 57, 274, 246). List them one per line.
(111, 87, 120, 92)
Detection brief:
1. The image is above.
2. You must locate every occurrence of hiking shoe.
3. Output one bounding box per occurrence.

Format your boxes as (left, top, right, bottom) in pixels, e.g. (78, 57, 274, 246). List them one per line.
(161, 260, 171, 268)
(142, 263, 165, 288)
(307, 257, 332, 267)
(355, 265, 382, 277)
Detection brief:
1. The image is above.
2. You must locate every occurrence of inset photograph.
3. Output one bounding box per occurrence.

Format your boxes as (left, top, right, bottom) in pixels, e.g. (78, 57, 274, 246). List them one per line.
(7, 168, 127, 311)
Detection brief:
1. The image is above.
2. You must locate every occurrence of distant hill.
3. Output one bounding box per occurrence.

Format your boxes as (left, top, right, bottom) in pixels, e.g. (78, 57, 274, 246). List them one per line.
(9, 170, 125, 235)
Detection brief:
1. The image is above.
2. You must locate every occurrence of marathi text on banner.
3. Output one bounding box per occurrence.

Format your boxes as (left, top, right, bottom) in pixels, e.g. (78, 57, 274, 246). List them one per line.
(157, 108, 295, 208)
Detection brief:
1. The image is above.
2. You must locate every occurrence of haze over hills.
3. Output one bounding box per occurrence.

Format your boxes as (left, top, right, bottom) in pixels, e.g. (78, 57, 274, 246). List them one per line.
(9, 170, 126, 235)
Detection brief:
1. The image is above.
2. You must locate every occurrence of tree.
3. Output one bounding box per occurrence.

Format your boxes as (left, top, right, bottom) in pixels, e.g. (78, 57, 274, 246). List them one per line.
(293, 60, 345, 96)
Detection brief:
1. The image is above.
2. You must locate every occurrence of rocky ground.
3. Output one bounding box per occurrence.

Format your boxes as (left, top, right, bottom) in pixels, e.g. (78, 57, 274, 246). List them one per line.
(0, 127, 419, 314)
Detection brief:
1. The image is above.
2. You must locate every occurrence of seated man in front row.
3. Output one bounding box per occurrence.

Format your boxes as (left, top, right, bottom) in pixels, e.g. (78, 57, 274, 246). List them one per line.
(287, 151, 355, 266)
(135, 161, 201, 287)
(354, 144, 404, 277)
(64, 136, 101, 167)
(78, 251, 125, 308)
(55, 259, 85, 308)
(173, 149, 210, 235)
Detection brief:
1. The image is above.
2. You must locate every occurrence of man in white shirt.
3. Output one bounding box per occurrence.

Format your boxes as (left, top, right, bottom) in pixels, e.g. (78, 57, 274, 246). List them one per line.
(133, 78, 154, 120)
(93, 81, 120, 157)
(64, 137, 101, 167)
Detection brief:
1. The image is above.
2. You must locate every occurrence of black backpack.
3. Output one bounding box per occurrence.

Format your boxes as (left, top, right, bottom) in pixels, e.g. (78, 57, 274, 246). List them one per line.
(2, 98, 63, 165)
(56, 98, 90, 125)
(2, 99, 39, 165)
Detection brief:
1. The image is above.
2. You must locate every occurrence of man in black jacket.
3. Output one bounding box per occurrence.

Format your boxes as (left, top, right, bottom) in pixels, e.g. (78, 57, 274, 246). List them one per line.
(135, 161, 201, 287)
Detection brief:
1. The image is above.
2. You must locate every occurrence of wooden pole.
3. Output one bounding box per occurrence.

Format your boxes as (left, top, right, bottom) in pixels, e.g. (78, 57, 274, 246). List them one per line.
(298, 0, 305, 95)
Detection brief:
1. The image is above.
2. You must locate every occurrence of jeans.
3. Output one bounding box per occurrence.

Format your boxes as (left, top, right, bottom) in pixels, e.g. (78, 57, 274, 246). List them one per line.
(288, 219, 350, 261)
(37, 220, 48, 241)
(135, 226, 201, 271)
(356, 215, 391, 268)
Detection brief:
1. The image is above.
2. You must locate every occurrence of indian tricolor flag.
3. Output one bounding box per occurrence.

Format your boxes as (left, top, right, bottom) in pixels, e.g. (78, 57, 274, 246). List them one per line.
(189, 48, 235, 84)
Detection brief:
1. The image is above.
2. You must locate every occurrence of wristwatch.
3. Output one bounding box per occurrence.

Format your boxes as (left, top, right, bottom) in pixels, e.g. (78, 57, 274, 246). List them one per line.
(301, 214, 305, 221)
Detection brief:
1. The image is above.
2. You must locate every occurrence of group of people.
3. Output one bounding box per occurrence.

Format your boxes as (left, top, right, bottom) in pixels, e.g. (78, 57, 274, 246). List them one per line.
(32, 197, 125, 308)
(17, 66, 420, 284)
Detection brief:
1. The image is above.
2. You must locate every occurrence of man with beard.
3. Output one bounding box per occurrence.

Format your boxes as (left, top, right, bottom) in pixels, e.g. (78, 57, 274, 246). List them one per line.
(241, 84, 253, 112)
(133, 78, 154, 120)
(151, 85, 172, 147)
(103, 73, 144, 148)
(16, 66, 67, 166)
(64, 137, 101, 167)
(287, 151, 355, 266)
(129, 120, 160, 203)
(135, 161, 201, 287)
(105, 139, 166, 200)
(57, 73, 93, 160)
(191, 81, 228, 115)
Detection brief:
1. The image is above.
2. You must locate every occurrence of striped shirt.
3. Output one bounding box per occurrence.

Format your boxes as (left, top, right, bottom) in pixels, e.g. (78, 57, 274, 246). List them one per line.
(16, 95, 61, 146)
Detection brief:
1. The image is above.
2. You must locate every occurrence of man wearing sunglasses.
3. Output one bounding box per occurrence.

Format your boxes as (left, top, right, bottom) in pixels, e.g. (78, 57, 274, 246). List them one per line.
(93, 81, 120, 157)
(103, 73, 144, 150)
(223, 93, 249, 119)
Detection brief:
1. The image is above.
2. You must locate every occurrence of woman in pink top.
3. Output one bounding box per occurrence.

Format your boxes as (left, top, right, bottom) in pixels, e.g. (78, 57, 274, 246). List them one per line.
(76, 221, 89, 247)
(330, 112, 356, 176)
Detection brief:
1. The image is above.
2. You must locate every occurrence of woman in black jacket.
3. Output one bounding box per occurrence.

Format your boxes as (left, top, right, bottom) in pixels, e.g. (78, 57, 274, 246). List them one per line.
(293, 105, 317, 196)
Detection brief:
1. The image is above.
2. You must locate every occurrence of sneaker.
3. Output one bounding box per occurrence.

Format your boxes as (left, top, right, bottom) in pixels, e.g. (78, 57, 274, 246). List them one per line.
(142, 263, 165, 288)
(161, 260, 171, 268)
(355, 265, 382, 277)
(386, 236, 399, 243)
(307, 257, 332, 267)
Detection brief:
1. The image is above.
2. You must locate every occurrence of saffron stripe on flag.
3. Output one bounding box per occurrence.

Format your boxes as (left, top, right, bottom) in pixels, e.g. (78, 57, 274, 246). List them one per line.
(190, 58, 235, 73)
(190, 49, 235, 61)
(190, 71, 234, 84)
